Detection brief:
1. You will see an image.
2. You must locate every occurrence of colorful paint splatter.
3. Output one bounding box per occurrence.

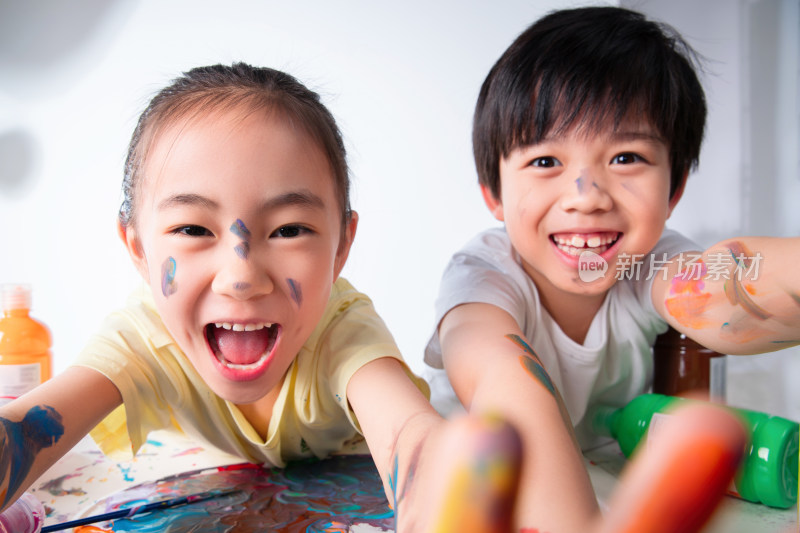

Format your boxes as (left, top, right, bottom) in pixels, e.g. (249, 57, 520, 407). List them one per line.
(506, 334, 555, 396)
(160, 257, 177, 297)
(287, 278, 303, 306)
(231, 219, 251, 260)
(432, 418, 519, 533)
(664, 260, 713, 329)
(75, 456, 393, 532)
(0, 405, 64, 506)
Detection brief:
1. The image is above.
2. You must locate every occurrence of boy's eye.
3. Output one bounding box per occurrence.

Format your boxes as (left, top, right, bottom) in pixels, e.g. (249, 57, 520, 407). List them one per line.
(611, 153, 644, 165)
(173, 225, 213, 237)
(529, 156, 561, 168)
(271, 225, 309, 238)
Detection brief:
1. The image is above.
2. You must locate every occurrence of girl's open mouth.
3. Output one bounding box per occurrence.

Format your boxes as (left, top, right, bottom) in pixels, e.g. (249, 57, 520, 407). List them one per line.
(205, 322, 280, 376)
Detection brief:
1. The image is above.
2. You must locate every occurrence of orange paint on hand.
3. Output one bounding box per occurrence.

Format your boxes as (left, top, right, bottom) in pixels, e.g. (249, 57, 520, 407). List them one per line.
(74, 526, 115, 533)
(665, 262, 715, 329)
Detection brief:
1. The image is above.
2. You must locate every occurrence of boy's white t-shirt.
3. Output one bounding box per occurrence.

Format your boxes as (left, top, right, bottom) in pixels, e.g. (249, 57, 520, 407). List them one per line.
(424, 227, 697, 449)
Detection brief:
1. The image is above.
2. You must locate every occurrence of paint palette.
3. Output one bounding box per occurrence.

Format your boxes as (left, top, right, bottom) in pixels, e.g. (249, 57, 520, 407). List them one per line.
(75, 455, 394, 532)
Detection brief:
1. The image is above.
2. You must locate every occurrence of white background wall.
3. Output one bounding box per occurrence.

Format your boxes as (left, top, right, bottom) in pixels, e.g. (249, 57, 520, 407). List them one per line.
(1, 0, 798, 418)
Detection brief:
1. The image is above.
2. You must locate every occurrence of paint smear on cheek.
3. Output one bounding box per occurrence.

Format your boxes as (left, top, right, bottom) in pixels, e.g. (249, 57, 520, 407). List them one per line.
(664, 261, 714, 329)
(161, 257, 177, 297)
(287, 279, 302, 306)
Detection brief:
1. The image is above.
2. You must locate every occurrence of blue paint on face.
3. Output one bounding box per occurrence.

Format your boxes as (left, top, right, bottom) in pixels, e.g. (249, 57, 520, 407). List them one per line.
(233, 282, 251, 291)
(234, 242, 250, 260)
(0, 405, 64, 506)
(230, 219, 251, 240)
(230, 220, 252, 260)
(161, 257, 177, 297)
(575, 172, 597, 195)
(287, 278, 302, 306)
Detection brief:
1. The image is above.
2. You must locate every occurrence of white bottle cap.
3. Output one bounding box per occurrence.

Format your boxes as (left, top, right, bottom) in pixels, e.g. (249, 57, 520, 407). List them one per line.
(1, 284, 32, 312)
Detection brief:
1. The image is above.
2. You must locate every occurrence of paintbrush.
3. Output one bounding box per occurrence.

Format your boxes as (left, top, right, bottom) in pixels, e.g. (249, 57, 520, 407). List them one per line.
(40, 488, 238, 532)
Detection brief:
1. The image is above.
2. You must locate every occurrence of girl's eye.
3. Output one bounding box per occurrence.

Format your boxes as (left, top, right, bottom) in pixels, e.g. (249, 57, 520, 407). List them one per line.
(611, 153, 644, 165)
(271, 225, 309, 238)
(173, 225, 213, 237)
(530, 156, 561, 168)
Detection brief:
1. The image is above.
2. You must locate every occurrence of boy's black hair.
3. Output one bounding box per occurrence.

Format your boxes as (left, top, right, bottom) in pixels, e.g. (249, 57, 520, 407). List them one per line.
(474, 6, 706, 200)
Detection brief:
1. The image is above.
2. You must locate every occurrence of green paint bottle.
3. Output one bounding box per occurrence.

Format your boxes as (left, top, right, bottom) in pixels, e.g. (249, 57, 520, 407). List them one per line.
(591, 393, 799, 509)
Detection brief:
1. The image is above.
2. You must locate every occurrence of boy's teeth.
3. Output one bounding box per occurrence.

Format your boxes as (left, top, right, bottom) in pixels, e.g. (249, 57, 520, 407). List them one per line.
(553, 232, 619, 256)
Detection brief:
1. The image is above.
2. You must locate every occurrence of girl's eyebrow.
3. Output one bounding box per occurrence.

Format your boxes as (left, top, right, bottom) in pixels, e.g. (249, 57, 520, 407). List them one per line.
(158, 193, 218, 211)
(157, 190, 325, 212)
(260, 190, 325, 212)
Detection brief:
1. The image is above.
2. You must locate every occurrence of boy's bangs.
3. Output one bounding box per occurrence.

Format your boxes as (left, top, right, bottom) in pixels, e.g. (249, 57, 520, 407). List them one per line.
(510, 72, 661, 151)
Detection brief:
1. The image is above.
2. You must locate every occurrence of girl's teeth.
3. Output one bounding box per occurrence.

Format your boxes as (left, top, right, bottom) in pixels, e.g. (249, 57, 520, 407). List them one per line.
(214, 322, 272, 331)
(587, 236, 601, 247)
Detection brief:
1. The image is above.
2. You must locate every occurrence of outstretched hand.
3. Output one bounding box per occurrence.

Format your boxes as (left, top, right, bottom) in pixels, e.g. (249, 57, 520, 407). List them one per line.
(424, 403, 746, 533)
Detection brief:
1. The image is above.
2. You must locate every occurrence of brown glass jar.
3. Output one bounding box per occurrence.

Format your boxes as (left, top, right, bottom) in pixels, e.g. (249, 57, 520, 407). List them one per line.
(652, 326, 727, 401)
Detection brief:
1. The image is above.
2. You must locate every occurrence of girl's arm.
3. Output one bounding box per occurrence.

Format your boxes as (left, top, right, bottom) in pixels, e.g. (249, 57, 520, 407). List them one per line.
(346, 356, 444, 530)
(0, 366, 122, 513)
(348, 355, 524, 533)
(652, 236, 800, 354)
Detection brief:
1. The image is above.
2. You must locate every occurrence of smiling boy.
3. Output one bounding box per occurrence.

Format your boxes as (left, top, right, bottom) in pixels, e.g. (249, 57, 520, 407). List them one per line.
(424, 6, 800, 531)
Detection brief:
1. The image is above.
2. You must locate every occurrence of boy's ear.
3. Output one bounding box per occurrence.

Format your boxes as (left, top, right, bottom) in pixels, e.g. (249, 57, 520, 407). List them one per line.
(666, 170, 689, 218)
(117, 219, 149, 281)
(333, 211, 359, 279)
(480, 184, 505, 221)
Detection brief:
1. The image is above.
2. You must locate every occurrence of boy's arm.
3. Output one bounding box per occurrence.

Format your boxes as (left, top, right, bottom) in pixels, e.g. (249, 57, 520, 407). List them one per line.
(652, 236, 800, 354)
(0, 366, 121, 512)
(438, 302, 598, 533)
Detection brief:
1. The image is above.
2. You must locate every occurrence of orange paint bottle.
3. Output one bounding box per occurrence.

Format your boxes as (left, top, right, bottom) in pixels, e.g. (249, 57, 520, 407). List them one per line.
(0, 284, 52, 406)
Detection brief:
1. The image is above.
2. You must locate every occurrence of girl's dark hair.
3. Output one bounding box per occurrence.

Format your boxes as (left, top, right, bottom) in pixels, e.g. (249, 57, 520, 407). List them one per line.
(474, 6, 706, 199)
(120, 62, 350, 229)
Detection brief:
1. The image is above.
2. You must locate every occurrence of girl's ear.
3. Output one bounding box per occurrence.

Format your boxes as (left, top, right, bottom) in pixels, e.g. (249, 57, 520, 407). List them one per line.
(333, 211, 359, 279)
(117, 219, 149, 281)
(480, 184, 505, 221)
(667, 170, 689, 218)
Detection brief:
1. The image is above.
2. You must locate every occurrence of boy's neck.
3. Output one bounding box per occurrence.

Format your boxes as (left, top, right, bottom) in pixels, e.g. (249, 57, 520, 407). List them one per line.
(535, 280, 608, 345)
